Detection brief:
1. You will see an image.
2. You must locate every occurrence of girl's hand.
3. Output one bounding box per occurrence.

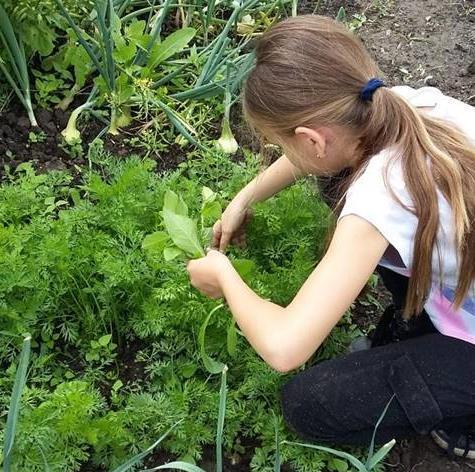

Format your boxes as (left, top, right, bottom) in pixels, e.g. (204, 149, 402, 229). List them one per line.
(186, 249, 233, 299)
(213, 197, 253, 252)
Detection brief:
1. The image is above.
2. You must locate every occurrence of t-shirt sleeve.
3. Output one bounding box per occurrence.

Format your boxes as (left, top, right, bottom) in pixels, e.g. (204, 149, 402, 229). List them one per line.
(338, 152, 417, 269)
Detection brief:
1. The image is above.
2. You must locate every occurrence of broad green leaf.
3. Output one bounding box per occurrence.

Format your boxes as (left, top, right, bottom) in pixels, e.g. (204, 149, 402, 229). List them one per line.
(161, 209, 204, 258)
(329, 458, 349, 472)
(164, 247, 184, 261)
(202, 200, 222, 223)
(163, 190, 188, 216)
(148, 27, 196, 68)
(98, 334, 112, 346)
(126, 20, 146, 44)
(232, 258, 255, 281)
(180, 362, 198, 379)
(201, 227, 213, 248)
(202, 186, 216, 203)
(114, 41, 137, 63)
(226, 320, 237, 357)
(199, 304, 226, 374)
(367, 439, 396, 469)
(142, 231, 170, 253)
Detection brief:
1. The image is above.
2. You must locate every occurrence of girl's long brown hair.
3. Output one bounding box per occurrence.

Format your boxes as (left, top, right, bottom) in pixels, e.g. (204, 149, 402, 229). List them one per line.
(243, 15, 475, 316)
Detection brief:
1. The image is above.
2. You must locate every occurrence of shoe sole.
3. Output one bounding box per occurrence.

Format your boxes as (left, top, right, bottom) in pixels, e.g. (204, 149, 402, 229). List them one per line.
(431, 430, 475, 460)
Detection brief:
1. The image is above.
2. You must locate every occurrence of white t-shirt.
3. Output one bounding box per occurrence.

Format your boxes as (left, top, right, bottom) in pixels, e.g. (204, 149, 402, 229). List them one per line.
(340, 86, 475, 345)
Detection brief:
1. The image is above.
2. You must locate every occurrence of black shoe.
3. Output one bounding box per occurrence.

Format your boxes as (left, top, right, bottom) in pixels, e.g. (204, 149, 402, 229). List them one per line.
(431, 427, 475, 459)
(347, 335, 372, 353)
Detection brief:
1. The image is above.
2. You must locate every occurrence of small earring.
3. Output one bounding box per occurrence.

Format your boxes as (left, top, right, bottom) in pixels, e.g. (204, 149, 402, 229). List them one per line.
(316, 153, 321, 159)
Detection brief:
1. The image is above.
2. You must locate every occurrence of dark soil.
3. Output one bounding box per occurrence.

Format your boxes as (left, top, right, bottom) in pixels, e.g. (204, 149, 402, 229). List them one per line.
(0, 102, 192, 181)
(300, 0, 475, 102)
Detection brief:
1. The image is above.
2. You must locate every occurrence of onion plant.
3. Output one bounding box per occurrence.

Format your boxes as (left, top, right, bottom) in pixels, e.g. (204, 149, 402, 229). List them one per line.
(54, 0, 202, 143)
(275, 396, 397, 472)
(0, 5, 37, 127)
(2, 335, 32, 472)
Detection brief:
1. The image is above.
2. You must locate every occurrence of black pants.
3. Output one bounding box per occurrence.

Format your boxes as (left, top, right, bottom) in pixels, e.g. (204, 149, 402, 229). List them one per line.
(281, 177, 475, 446)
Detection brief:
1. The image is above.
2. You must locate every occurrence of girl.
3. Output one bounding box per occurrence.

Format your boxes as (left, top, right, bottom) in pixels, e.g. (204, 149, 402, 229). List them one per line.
(186, 15, 475, 458)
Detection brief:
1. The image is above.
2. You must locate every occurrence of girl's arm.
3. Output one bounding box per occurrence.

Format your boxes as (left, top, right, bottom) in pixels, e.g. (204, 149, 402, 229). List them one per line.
(218, 215, 389, 372)
(235, 154, 306, 207)
(213, 154, 306, 251)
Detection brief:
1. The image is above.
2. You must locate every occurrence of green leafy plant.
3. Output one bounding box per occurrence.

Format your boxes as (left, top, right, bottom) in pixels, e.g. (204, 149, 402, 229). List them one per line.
(2, 0, 93, 56)
(54, 0, 198, 141)
(0, 156, 352, 471)
(32, 71, 69, 109)
(85, 334, 117, 364)
(0, 5, 37, 126)
(28, 130, 47, 144)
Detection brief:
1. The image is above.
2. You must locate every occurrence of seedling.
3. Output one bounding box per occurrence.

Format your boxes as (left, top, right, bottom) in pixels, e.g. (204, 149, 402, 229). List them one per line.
(27, 130, 47, 144)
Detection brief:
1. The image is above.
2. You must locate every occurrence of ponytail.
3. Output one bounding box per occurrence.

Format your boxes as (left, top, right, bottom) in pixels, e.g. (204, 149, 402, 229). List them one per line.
(243, 14, 475, 316)
(361, 88, 474, 314)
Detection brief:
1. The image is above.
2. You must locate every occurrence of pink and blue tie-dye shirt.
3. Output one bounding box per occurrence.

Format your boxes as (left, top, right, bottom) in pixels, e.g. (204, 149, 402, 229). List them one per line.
(340, 85, 475, 345)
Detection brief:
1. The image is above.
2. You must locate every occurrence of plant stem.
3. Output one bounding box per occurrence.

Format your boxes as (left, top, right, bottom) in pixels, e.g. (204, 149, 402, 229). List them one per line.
(109, 105, 120, 135)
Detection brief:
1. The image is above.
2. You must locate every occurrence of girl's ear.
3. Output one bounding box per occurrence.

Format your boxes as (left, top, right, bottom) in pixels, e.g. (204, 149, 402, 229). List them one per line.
(294, 126, 327, 158)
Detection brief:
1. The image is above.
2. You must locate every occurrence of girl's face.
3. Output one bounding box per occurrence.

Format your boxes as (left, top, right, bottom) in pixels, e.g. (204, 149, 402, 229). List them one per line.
(280, 125, 361, 176)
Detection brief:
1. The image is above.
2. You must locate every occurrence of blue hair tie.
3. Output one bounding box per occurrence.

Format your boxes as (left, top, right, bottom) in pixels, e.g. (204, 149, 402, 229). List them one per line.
(360, 78, 385, 102)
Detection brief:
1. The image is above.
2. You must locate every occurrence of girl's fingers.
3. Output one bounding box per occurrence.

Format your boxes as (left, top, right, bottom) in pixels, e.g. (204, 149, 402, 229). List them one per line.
(219, 229, 232, 252)
(212, 220, 222, 249)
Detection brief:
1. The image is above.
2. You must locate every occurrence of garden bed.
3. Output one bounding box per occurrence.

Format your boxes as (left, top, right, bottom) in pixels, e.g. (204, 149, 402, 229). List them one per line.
(1, 1, 474, 471)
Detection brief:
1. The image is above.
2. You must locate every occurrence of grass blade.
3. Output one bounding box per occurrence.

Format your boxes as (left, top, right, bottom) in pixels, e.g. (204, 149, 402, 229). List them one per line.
(273, 414, 281, 472)
(144, 462, 207, 472)
(153, 63, 189, 87)
(3, 334, 32, 471)
(196, 5, 240, 86)
(205, 0, 216, 30)
(282, 441, 366, 472)
(199, 304, 226, 374)
(365, 395, 395, 467)
(0, 5, 26, 85)
(0, 61, 28, 109)
(112, 419, 184, 472)
(94, 0, 115, 91)
(171, 81, 224, 101)
(335, 6, 346, 22)
(216, 366, 228, 472)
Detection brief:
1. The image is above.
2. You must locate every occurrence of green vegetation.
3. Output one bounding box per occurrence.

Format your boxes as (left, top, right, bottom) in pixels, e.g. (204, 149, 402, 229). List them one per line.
(0, 1, 391, 470)
(0, 149, 367, 470)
